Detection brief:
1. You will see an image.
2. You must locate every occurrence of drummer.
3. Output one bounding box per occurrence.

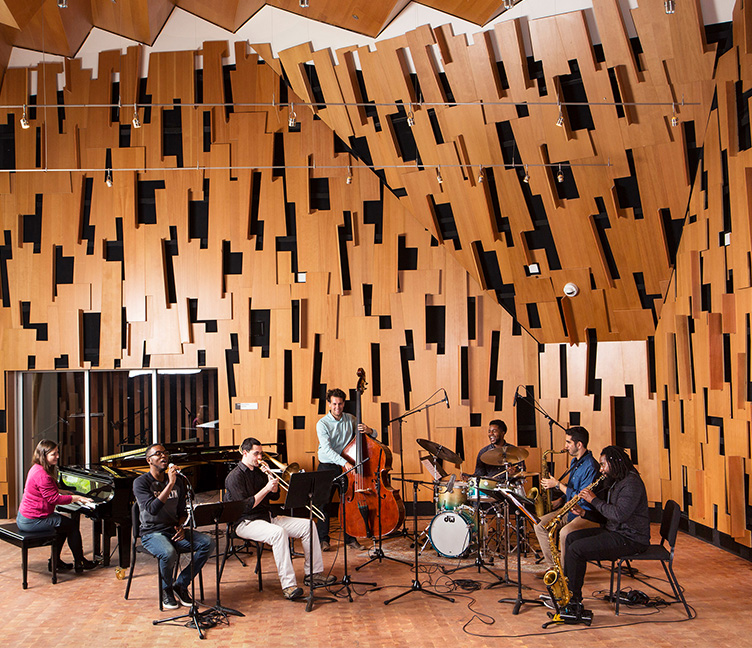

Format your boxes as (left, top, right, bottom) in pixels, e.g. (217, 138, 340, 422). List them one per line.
(463, 419, 525, 481)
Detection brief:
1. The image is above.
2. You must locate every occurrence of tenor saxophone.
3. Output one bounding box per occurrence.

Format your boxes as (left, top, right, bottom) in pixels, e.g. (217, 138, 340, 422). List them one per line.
(542, 474, 606, 612)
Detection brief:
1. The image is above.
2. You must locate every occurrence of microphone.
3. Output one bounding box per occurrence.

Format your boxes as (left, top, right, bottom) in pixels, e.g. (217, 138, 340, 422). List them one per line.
(513, 386, 520, 407)
(168, 463, 187, 479)
(443, 388, 450, 409)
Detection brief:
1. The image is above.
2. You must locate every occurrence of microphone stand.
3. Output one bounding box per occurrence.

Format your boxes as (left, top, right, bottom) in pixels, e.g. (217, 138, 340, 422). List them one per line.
(153, 475, 211, 639)
(387, 391, 450, 537)
(331, 460, 376, 600)
(356, 447, 410, 571)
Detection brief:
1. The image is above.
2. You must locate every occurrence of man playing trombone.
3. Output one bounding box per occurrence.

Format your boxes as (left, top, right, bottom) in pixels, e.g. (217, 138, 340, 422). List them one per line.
(225, 437, 335, 600)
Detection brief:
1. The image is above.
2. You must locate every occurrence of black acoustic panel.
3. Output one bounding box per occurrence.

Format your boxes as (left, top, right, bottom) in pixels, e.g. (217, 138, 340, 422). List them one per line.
(484, 167, 513, 246)
(198, 349, 206, 367)
(312, 333, 326, 407)
(370, 342, 381, 397)
(54, 246, 74, 296)
(363, 193, 384, 244)
(362, 284, 372, 316)
(291, 299, 300, 344)
(163, 226, 178, 304)
(309, 177, 331, 211)
(614, 384, 638, 464)
(272, 131, 285, 178)
(525, 302, 541, 329)
(614, 149, 644, 219)
(559, 59, 594, 131)
(0, 230, 12, 307)
(293, 416, 305, 429)
(21, 301, 47, 341)
(284, 349, 293, 403)
(80, 177, 95, 255)
(276, 202, 298, 273)
(250, 171, 263, 249)
(397, 235, 418, 270)
(137, 180, 166, 225)
(54, 354, 69, 369)
(225, 333, 239, 410)
(379, 316, 392, 330)
(400, 330, 414, 409)
(470, 412, 481, 427)
(105, 217, 124, 263)
(22, 194, 43, 253)
(189, 178, 209, 249)
(516, 384, 537, 447)
(82, 312, 101, 366)
(634, 272, 660, 325)
(223, 240, 243, 275)
(338, 212, 352, 291)
(467, 297, 476, 341)
(188, 298, 218, 333)
(460, 346, 469, 400)
(430, 197, 462, 251)
(387, 104, 419, 162)
(559, 344, 568, 398)
(473, 241, 517, 320)
(425, 305, 446, 354)
(488, 330, 503, 410)
(162, 101, 184, 166)
(0, 113, 16, 170)
(427, 108, 444, 144)
(592, 197, 620, 281)
(250, 309, 271, 358)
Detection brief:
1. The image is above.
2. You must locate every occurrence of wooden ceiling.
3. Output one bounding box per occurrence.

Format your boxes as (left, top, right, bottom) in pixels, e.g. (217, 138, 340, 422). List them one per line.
(0, 0, 519, 59)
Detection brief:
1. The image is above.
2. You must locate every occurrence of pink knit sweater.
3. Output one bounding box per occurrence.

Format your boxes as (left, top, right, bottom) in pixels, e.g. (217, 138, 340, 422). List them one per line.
(18, 464, 72, 519)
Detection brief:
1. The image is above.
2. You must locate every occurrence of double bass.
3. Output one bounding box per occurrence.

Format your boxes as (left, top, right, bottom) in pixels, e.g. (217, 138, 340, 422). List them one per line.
(342, 368, 405, 538)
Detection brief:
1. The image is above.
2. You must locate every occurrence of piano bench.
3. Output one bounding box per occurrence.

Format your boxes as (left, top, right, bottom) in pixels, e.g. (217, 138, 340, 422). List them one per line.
(0, 522, 59, 589)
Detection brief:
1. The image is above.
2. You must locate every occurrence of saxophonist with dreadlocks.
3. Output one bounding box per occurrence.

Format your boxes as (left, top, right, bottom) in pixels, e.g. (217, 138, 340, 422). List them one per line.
(562, 445, 651, 620)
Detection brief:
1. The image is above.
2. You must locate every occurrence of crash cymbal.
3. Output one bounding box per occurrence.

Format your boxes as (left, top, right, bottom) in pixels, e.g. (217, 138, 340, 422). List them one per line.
(512, 471, 539, 480)
(416, 438, 463, 465)
(480, 444, 529, 466)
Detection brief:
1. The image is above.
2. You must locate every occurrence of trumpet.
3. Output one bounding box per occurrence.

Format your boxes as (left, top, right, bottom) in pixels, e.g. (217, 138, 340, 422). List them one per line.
(258, 454, 326, 522)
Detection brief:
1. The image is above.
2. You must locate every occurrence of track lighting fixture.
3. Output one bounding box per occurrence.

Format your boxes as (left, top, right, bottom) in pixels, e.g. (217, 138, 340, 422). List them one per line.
(503, 0, 514, 9)
(407, 105, 415, 128)
(132, 105, 141, 129)
(665, 0, 675, 14)
(523, 166, 530, 183)
(436, 167, 443, 184)
(288, 103, 297, 128)
(299, 0, 309, 8)
(105, 170, 113, 188)
(19, 104, 30, 129)
(346, 166, 353, 184)
(478, 166, 484, 183)
(557, 166, 564, 183)
(556, 104, 564, 128)
(57, 0, 67, 8)
(671, 104, 678, 127)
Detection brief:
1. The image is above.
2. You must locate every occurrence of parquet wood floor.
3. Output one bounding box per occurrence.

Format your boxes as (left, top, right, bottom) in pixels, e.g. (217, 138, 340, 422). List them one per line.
(0, 516, 745, 647)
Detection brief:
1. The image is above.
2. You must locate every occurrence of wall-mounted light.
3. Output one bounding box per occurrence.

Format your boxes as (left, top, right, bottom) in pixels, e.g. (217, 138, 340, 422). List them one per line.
(523, 166, 530, 183)
(671, 103, 678, 127)
(556, 103, 564, 128)
(288, 103, 297, 128)
(132, 105, 141, 129)
(665, 0, 676, 14)
(557, 165, 564, 183)
(19, 104, 30, 129)
(436, 167, 443, 184)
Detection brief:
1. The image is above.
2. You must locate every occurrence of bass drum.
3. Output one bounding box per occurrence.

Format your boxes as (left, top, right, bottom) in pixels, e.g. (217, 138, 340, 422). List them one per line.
(428, 507, 477, 558)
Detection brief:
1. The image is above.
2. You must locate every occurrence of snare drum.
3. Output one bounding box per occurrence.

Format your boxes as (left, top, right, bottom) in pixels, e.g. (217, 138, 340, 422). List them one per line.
(437, 481, 467, 510)
(467, 477, 500, 502)
(428, 507, 478, 558)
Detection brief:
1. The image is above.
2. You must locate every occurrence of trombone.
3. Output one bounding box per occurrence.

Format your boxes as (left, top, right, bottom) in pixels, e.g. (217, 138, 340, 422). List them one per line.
(259, 452, 326, 522)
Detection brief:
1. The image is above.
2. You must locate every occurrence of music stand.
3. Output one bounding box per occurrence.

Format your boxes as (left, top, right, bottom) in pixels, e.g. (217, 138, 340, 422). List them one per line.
(493, 488, 545, 615)
(285, 471, 338, 612)
(192, 499, 246, 621)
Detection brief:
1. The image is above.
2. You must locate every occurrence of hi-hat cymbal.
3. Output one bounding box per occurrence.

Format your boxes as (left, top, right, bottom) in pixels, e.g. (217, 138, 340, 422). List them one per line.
(480, 444, 529, 466)
(416, 438, 462, 465)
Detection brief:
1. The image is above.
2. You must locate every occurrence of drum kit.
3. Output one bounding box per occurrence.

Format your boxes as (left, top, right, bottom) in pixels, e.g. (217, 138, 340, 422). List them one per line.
(417, 439, 537, 560)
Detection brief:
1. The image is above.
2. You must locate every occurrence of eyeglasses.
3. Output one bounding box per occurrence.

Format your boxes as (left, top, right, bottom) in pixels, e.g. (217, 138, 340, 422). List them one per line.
(147, 450, 170, 459)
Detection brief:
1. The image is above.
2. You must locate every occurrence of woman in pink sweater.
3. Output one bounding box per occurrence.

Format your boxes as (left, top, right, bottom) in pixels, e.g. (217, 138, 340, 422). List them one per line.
(17, 439, 97, 572)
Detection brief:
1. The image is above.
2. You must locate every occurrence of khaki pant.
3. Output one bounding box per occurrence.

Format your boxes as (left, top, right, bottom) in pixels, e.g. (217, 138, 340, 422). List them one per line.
(534, 509, 600, 568)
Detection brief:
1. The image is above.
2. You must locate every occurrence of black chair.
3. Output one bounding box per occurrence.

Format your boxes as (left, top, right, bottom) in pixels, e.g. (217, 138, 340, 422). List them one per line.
(219, 523, 264, 591)
(609, 499, 691, 617)
(124, 502, 204, 609)
(0, 522, 59, 589)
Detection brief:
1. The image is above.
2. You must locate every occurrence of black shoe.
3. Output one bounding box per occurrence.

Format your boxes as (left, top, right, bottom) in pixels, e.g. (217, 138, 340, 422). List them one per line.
(320, 540, 331, 552)
(74, 558, 98, 573)
(346, 539, 365, 551)
(48, 559, 73, 572)
(173, 585, 194, 607)
(161, 589, 180, 610)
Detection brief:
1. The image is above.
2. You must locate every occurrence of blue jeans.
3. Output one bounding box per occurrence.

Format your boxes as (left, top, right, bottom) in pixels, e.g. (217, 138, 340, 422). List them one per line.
(17, 511, 84, 561)
(140, 529, 214, 591)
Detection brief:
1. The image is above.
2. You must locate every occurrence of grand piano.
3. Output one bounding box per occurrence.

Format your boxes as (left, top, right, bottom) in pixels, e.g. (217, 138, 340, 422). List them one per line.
(57, 443, 240, 569)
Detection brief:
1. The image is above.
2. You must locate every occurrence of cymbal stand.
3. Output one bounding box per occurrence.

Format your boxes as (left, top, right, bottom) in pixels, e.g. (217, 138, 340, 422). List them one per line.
(382, 478, 454, 605)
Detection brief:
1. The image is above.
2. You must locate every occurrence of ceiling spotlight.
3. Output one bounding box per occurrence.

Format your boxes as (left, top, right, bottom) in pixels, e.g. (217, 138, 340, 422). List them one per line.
(557, 166, 564, 183)
(288, 103, 297, 128)
(563, 282, 579, 297)
(478, 166, 484, 183)
(346, 166, 353, 185)
(664, 0, 675, 14)
(671, 103, 678, 127)
(556, 105, 565, 128)
(105, 170, 113, 188)
(436, 167, 443, 184)
(132, 105, 141, 129)
(57, 0, 67, 7)
(299, 0, 309, 8)
(504, 0, 514, 8)
(19, 104, 30, 130)
(407, 106, 415, 128)
(523, 166, 530, 183)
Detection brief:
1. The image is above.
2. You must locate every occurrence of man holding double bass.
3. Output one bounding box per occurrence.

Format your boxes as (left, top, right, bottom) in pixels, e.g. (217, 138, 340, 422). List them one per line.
(315, 388, 375, 552)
